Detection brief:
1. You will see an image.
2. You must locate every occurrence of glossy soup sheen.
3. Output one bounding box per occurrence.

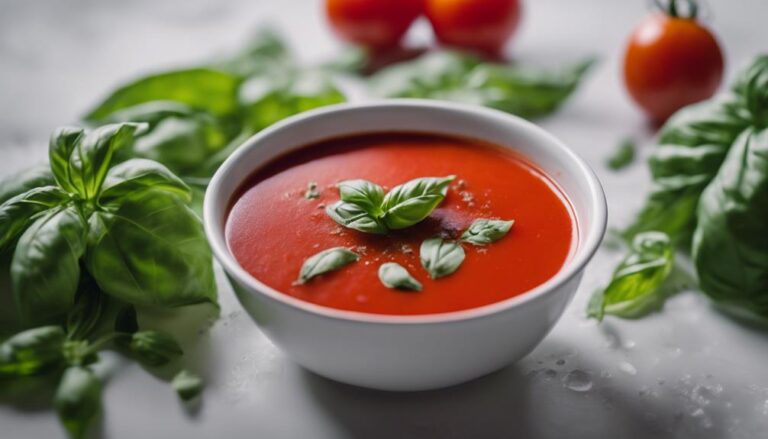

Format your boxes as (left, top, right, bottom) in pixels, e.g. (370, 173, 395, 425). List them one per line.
(226, 133, 575, 315)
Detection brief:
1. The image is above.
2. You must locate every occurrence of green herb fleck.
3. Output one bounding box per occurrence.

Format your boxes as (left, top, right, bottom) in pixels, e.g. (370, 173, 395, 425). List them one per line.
(606, 139, 636, 171)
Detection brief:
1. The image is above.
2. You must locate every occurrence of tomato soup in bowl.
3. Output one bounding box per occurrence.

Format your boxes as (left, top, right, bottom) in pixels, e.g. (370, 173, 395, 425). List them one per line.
(205, 100, 606, 391)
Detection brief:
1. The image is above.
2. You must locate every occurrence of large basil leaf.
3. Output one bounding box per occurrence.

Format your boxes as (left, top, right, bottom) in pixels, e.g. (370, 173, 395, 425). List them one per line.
(337, 179, 385, 216)
(624, 97, 752, 242)
(239, 70, 345, 132)
(0, 326, 65, 377)
(11, 205, 87, 322)
(68, 123, 145, 199)
(0, 164, 55, 205)
(587, 231, 674, 320)
(0, 186, 68, 251)
(49, 127, 85, 194)
(98, 159, 190, 205)
(692, 128, 768, 317)
(381, 176, 454, 230)
(370, 51, 593, 119)
(325, 201, 388, 235)
(86, 192, 216, 308)
(55, 366, 101, 439)
(84, 68, 241, 121)
(732, 55, 768, 127)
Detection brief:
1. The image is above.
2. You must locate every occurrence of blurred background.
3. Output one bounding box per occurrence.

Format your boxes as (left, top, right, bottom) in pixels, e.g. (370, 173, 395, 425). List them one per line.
(2, 0, 768, 438)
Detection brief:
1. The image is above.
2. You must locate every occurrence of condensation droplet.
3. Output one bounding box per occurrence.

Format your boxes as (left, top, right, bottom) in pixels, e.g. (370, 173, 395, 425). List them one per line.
(619, 361, 637, 376)
(564, 370, 593, 392)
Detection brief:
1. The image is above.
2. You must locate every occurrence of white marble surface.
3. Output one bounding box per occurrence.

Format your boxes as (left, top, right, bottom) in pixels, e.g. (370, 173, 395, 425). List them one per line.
(2, 0, 768, 438)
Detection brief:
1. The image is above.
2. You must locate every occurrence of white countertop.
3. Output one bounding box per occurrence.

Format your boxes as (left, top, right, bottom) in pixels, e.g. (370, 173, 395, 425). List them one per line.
(2, 0, 768, 437)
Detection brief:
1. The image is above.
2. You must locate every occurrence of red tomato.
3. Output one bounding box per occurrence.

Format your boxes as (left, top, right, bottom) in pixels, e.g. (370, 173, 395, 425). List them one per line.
(624, 12, 724, 122)
(325, 0, 424, 50)
(425, 0, 522, 55)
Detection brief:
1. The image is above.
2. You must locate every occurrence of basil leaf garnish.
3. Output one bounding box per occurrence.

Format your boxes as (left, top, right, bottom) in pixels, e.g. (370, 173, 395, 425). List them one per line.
(381, 176, 455, 230)
(378, 262, 422, 291)
(325, 201, 388, 234)
(461, 219, 515, 246)
(420, 237, 465, 279)
(338, 179, 385, 215)
(298, 247, 359, 283)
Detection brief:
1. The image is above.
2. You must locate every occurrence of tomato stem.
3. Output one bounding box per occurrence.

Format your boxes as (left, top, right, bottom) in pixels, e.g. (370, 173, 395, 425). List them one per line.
(654, 0, 698, 19)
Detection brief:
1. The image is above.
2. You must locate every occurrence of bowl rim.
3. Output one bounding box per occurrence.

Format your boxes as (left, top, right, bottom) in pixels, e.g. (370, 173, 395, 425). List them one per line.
(204, 99, 607, 326)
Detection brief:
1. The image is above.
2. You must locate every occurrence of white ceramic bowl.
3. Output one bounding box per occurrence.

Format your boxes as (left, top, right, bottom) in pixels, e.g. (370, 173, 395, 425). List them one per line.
(204, 100, 607, 391)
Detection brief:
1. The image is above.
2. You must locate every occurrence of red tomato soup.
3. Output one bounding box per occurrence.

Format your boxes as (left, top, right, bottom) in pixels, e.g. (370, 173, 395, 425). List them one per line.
(226, 133, 575, 315)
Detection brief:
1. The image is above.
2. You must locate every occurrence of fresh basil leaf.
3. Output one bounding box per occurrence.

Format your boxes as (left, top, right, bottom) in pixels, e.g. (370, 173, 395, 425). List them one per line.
(378, 262, 422, 291)
(55, 366, 101, 439)
(420, 237, 465, 279)
(693, 128, 768, 317)
(337, 179, 385, 215)
(587, 231, 674, 320)
(325, 201, 388, 235)
(172, 369, 203, 401)
(606, 139, 636, 171)
(69, 123, 147, 199)
(298, 247, 359, 283)
(239, 70, 345, 132)
(0, 186, 69, 251)
(49, 127, 85, 194)
(0, 326, 65, 377)
(0, 164, 55, 205)
(732, 55, 768, 127)
(85, 68, 242, 121)
(461, 219, 514, 246)
(86, 191, 216, 308)
(214, 28, 292, 77)
(129, 330, 183, 366)
(370, 51, 593, 119)
(625, 97, 752, 242)
(65, 273, 105, 341)
(98, 158, 190, 205)
(12, 205, 87, 323)
(381, 176, 455, 230)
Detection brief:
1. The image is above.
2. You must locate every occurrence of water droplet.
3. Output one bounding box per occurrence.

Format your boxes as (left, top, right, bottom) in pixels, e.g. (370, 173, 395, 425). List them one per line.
(564, 370, 593, 392)
(619, 362, 637, 375)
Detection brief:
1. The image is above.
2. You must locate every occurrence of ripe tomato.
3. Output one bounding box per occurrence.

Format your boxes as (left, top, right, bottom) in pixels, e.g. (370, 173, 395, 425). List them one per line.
(425, 0, 522, 55)
(325, 0, 424, 50)
(623, 7, 724, 122)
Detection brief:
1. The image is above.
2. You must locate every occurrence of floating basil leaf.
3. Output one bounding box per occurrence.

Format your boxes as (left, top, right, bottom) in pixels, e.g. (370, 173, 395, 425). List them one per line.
(0, 326, 65, 377)
(86, 191, 216, 308)
(173, 369, 204, 401)
(298, 247, 359, 283)
(98, 158, 190, 205)
(378, 262, 422, 291)
(606, 139, 637, 170)
(692, 128, 768, 317)
(325, 201, 388, 235)
(0, 164, 55, 205)
(461, 219, 514, 246)
(587, 231, 674, 320)
(129, 330, 183, 366)
(337, 179, 385, 216)
(420, 237, 465, 279)
(0, 186, 68, 251)
(381, 176, 455, 230)
(85, 68, 242, 121)
(55, 366, 101, 439)
(12, 205, 87, 323)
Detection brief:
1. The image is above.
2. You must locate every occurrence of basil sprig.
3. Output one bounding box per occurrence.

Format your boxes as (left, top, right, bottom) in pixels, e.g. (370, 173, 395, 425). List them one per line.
(326, 176, 455, 234)
(461, 219, 515, 246)
(420, 237, 466, 279)
(378, 262, 423, 291)
(298, 247, 360, 283)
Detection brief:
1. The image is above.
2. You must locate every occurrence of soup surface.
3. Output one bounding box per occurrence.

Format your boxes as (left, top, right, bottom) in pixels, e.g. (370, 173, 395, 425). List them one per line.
(226, 133, 575, 315)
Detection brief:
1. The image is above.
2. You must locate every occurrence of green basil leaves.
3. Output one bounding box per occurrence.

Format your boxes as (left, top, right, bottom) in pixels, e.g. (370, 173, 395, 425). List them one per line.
(0, 326, 66, 377)
(461, 219, 515, 246)
(326, 176, 454, 234)
(129, 331, 184, 367)
(378, 263, 423, 291)
(298, 247, 360, 283)
(55, 366, 102, 439)
(420, 238, 466, 279)
(173, 369, 204, 401)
